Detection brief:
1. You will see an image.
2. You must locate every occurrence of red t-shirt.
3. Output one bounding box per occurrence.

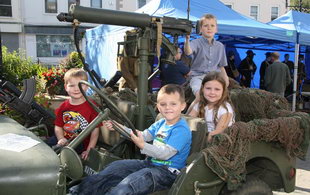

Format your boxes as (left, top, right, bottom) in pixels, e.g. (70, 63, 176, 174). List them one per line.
(54, 99, 101, 149)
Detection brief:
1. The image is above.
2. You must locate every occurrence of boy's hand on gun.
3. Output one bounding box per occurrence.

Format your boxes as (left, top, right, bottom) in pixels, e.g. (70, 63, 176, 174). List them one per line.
(130, 131, 145, 149)
(103, 120, 114, 130)
(103, 120, 145, 148)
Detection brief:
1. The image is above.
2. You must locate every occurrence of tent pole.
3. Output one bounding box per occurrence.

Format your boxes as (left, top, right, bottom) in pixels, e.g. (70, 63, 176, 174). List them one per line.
(292, 41, 300, 112)
(187, 0, 190, 20)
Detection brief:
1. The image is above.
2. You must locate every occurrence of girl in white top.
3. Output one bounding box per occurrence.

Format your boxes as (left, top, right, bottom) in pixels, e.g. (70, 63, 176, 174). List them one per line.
(188, 71, 235, 142)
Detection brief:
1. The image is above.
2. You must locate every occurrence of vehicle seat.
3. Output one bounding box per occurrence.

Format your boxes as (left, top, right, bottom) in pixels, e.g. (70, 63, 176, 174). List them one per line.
(99, 100, 136, 146)
(156, 114, 207, 155)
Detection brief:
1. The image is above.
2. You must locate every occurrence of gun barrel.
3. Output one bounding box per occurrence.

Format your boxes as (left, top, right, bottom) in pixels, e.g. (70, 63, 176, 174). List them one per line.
(59, 5, 153, 28)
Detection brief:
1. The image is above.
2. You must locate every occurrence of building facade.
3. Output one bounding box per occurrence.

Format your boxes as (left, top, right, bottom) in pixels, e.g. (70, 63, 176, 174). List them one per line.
(220, 0, 289, 23)
(1, 0, 288, 65)
(0, 0, 151, 65)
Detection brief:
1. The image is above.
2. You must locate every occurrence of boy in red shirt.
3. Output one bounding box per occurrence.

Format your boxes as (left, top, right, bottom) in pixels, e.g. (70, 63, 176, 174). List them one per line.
(54, 68, 100, 160)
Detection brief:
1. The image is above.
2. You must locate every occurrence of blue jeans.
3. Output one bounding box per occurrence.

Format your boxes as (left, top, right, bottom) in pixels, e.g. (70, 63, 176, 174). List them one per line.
(75, 159, 177, 195)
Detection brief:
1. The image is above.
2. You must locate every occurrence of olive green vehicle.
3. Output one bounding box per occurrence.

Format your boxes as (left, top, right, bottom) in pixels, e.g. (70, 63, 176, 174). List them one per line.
(1, 5, 309, 195)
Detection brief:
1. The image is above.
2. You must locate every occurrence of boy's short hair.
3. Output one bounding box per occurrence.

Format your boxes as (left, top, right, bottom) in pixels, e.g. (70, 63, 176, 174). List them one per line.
(199, 14, 217, 28)
(158, 84, 185, 103)
(64, 68, 88, 84)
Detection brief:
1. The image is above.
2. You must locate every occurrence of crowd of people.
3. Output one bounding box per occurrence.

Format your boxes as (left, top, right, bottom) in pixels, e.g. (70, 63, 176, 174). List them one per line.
(46, 12, 308, 195)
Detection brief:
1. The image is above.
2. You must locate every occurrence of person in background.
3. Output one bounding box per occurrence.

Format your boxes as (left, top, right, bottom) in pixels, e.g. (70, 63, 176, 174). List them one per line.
(283, 53, 294, 96)
(160, 47, 190, 86)
(188, 71, 234, 143)
(225, 51, 239, 81)
(259, 52, 272, 90)
(283, 53, 294, 77)
(298, 55, 306, 83)
(239, 50, 257, 88)
(184, 14, 229, 113)
(264, 52, 291, 97)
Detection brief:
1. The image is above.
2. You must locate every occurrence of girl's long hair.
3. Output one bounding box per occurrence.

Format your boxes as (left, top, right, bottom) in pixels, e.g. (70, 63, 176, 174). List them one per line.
(198, 72, 232, 125)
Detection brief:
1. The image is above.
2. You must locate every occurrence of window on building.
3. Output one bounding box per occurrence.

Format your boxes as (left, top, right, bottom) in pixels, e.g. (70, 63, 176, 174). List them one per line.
(271, 7, 279, 21)
(36, 35, 75, 57)
(91, 0, 102, 8)
(68, 0, 80, 11)
(250, 6, 258, 20)
(225, 4, 232, 9)
(45, 0, 57, 13)
(138, 0, 146, 8)
(0, 0, 12, 17)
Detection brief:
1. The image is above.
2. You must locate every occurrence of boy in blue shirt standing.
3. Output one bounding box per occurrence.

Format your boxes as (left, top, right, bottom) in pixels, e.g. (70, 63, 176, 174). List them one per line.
(76, 84, 192, 195)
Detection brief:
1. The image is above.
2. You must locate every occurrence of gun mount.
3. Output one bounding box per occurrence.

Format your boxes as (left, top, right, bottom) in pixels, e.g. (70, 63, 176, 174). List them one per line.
(0, 79, 55, 135)
(58, 5, 194, 130)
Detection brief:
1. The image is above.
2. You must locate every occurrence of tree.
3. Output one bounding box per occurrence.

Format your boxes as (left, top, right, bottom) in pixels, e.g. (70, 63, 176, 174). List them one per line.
(290, 0, 310, 13)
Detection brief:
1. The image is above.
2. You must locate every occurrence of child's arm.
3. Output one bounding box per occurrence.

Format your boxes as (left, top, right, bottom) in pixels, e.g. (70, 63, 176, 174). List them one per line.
(184, 34, 192, 56)
(130, 131, 178, 160)
(81, 127, 99, 160)
(208, 112, 233, 142)
(55, 125, 67, 146)
(188, 108, 198, 117)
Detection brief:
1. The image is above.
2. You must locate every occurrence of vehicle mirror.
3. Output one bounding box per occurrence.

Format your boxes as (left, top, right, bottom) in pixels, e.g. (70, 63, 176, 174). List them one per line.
(60, 146, 83, 180)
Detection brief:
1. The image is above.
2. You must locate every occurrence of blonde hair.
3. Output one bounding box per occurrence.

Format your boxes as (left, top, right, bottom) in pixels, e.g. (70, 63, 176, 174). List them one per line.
(64, 68, 88, 85)
(198, 72, 232, 125)
(158, 84, 185, 103)
(199, 14, 217, 28)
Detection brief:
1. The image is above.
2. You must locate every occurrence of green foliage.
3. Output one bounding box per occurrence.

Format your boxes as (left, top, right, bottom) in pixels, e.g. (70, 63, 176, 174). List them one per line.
(39, 51, 84, 96)
(1, 46, 47, 87)
(0, 46, 51, 123)
(290, 0, 310, 12)
(59, 51, 84, 69)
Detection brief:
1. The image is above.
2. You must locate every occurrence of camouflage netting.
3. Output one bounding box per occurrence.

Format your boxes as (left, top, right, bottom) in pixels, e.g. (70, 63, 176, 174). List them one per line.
(202, 87, 310, 190)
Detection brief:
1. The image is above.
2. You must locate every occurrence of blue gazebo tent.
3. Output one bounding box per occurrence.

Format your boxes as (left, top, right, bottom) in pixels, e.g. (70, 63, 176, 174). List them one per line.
(269, 10, 310, 111)
(84, 0, 295, 81)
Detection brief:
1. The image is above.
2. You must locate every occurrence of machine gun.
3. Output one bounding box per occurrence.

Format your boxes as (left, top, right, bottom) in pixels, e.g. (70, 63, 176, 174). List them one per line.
(0, 79, 55, 135)
(57, 5, 194, 130)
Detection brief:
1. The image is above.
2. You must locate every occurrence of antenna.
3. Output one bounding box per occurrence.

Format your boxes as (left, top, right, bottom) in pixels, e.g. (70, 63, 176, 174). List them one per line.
(187, 0, 190, 20)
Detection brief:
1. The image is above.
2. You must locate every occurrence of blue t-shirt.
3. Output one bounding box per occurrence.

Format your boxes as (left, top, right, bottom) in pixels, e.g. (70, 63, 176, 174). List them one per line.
(147, 118, 192, 169)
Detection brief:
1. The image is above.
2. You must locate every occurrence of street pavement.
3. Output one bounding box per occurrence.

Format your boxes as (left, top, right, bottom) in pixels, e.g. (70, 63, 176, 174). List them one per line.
(273, 147, 310, 195)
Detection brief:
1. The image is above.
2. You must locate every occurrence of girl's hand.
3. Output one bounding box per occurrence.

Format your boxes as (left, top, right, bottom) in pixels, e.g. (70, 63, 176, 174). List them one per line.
(207, 132, 216, 142)
(130, 131, 145, 149)
(103, 120, 114, 131)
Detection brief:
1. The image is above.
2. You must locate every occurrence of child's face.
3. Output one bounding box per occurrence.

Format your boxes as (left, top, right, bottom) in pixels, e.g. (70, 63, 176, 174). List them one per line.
(65, 77, 88, 100)
(202, 80, 223, 105)
(157, 92, 186, 125)
(200, 18, 217, 39)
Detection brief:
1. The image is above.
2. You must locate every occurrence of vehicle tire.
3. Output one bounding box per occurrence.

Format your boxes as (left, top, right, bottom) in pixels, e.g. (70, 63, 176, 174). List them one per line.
(221, 177, 273, 195)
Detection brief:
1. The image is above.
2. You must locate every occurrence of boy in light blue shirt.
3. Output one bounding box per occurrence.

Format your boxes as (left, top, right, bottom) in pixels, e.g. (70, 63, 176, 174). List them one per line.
(75, 84, 192, 195)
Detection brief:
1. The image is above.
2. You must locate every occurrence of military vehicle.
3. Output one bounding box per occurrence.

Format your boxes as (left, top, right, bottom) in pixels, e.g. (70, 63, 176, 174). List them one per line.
(1, 4, 309, 195)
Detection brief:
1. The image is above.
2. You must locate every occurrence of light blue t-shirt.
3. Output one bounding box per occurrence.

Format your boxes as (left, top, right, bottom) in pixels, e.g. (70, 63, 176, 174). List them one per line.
(147, 118, 192, 169)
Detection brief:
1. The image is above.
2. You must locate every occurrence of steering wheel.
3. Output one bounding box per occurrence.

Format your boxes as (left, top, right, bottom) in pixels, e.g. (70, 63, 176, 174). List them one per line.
(78, 80, 137, 139)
